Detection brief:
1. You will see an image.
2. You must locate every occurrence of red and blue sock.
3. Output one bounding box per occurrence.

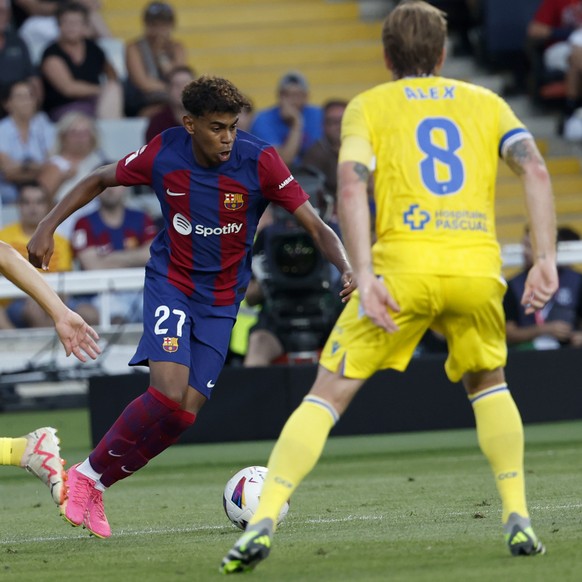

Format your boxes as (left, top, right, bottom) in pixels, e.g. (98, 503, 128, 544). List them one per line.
(89, 386, 181, 474)
(99, 408, 196, 487)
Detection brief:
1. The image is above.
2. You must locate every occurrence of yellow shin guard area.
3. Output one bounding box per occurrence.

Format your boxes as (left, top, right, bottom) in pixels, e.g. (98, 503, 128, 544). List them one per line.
(471, 385, 529, 523)
(250, 397, 338, 527)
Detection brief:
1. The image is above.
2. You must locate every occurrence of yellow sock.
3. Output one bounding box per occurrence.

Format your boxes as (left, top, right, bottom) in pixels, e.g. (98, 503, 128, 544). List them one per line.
(0, 437, 28, 466)
(470, 384, 528, 523)
(251, 396, 338, 527)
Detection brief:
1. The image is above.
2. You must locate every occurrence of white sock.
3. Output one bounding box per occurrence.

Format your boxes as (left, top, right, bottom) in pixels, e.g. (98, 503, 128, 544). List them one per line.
(76, 458, 102, 482)
(94, 480, 106, 492)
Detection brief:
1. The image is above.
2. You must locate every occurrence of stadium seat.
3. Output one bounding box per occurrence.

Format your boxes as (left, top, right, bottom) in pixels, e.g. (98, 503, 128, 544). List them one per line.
(100, 0, 386, 109)
(97, 37, 127, 81)
(96, 117, 148, 162)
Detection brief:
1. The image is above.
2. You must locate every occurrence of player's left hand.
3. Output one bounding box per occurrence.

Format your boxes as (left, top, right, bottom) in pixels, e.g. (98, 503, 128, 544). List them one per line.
(339, 270, 356, 302)
(521, 259, 559, 315)
(55, 309, 101, 362)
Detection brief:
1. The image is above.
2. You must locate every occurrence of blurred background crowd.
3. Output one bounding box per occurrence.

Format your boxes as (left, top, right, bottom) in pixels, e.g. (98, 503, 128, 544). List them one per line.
(0, 0, 581, 368)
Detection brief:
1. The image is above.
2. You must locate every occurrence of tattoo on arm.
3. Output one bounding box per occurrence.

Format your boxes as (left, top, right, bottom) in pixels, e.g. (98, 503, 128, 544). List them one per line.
(504, 138, 544, 176)
(353, 162, 370, 183)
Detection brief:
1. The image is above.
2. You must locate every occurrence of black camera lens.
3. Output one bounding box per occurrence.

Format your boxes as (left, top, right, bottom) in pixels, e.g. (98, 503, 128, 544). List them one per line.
(274, 234, 317, 277)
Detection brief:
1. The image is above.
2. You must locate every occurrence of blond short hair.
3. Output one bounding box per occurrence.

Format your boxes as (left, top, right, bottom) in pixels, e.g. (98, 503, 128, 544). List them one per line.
(382, 0, 447, 78)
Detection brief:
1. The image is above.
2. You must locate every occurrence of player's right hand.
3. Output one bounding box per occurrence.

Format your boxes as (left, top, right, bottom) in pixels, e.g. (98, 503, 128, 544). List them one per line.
(27, 227, 54, 271)
(358, 271, 400, 333)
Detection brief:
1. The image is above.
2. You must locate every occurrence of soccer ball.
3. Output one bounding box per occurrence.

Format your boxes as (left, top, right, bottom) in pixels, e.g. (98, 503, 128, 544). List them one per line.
(223, 465, 290, 530)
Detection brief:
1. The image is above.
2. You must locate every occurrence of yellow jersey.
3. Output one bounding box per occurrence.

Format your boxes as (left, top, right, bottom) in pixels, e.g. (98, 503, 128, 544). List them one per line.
(0, 223, 73, 272)
(341, 76, 529, 279)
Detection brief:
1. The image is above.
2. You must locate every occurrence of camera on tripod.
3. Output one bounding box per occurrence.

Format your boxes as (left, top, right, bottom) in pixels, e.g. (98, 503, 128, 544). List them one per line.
(252, 167, 341, 355)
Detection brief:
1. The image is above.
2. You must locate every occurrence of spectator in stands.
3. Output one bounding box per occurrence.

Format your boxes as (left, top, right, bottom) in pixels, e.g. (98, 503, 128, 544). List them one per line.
(527, 0, 582, 124)
(144, 65, 195, 142)
(302, 99, 347, 206)
(504, 225, 582, 349)
(237, 98, 255, 132)
(0, 0, 41, 105)
(38, 111, 104, 201)
(250, 71, 323, 167)
(0, 79, 56, 205)
(426, 0, 481, 57)
(12, 0, 109, 34)
(302, 99, 375, 225)
(38, 111, 106, 236)
(71, 184, 157, 325)
(124, 1, 187, 118)
(11, 0, 51, 30)
(40, 1, 122, 122)
(17, 0, 111, 65)
(0, 181, 72, 328)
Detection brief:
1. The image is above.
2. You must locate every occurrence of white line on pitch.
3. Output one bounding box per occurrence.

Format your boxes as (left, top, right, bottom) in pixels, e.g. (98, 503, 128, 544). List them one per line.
(2, 504, 579, 546)
(0, 514, 382, 545)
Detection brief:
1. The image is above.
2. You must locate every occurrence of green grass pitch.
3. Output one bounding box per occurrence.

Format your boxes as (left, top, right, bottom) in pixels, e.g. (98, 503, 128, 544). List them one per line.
(1, 409, 581, 581)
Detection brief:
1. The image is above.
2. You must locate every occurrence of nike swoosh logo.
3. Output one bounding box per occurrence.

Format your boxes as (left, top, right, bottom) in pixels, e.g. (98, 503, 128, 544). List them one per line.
(166, 188, 186, 196)
(206, 380, 215, 388)
(108, 450, 123, 457)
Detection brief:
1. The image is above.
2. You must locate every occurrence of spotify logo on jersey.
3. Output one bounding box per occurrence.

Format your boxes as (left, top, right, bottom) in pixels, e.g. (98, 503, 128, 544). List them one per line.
(173, 213, 192, 235)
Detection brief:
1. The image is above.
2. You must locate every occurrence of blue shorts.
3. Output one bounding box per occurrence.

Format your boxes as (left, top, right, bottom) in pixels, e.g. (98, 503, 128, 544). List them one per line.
(129, 271, 238, 398)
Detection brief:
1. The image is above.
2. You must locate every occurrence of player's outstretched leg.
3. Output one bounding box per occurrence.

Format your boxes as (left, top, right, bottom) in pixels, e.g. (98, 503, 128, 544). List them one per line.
(504, 513, 546, 556)
(220, 392, 341, 573)
(220, 518, 274, 574)
(63, 462, 111, 538)
(21, 427, 66, 506)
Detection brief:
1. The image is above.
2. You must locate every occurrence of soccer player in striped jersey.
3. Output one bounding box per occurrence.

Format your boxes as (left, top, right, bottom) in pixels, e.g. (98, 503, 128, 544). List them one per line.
(221, 0, 557, 572)
(27, 75, 354, 538)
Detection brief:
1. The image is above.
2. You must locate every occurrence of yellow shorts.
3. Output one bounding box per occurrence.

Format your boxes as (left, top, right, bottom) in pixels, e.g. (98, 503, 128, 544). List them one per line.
(319, 274, 508, 383)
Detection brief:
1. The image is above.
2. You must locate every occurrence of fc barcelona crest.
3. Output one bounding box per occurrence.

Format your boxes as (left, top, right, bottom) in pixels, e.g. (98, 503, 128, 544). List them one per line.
(162, 337, 179, 353)
(224, 192, 244, 211)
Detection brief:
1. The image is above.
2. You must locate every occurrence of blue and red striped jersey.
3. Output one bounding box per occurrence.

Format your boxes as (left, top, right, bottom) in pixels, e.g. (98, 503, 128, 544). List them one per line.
(72, 208, 157, 255)
(115, 127, 309, 306)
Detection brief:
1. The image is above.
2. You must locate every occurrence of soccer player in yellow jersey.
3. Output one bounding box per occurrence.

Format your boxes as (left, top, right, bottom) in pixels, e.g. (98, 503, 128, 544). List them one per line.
(221, 0, 558, 572)
(0, 240, 100, 506)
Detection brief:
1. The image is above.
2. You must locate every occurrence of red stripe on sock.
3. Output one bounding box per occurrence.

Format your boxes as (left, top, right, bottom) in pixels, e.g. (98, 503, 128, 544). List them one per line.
(175, 409, 196, 424)
(147, 386, 181, 410)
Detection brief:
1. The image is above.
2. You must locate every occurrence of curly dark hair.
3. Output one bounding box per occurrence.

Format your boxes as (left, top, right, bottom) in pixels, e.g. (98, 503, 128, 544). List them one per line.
(182, 75, 251, 117)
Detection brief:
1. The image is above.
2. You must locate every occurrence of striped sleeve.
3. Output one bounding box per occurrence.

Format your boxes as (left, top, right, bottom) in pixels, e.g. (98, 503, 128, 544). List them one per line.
(115, 134, 162, 187)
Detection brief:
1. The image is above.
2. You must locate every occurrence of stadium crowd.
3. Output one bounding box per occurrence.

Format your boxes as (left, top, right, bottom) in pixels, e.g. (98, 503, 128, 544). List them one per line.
(0, 0, 580, 366)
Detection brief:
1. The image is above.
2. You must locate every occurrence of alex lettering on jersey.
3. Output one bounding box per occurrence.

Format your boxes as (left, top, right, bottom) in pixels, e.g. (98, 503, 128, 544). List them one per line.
(115, 128, 309, 306)
(403, 85, 456, 100)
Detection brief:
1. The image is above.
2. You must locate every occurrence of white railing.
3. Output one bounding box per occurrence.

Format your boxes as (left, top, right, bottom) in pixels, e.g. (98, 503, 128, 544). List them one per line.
(500, 241, 582, 269)
(0, 242, 581, 329)
(0, 268, 145, 330)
